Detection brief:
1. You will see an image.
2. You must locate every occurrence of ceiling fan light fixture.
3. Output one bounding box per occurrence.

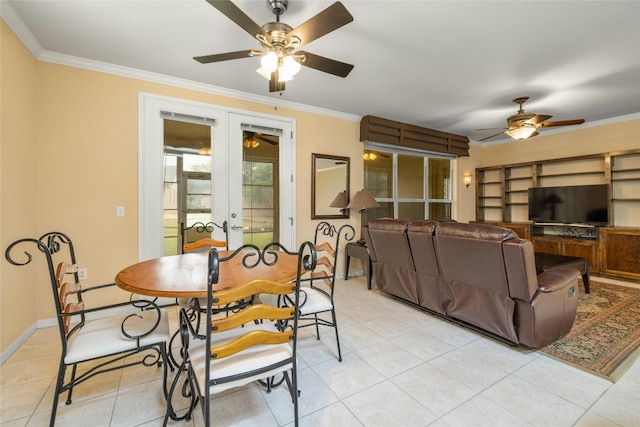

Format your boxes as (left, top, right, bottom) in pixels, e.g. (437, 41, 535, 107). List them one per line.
(507, 125, 538, 140)
(260, 51, 279, 73)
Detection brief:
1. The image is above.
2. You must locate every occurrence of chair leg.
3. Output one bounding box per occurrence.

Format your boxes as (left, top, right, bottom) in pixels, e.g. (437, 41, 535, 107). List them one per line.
(66, 363, 78, 404)
(50, 360, 66, 427)
(283, 370, 300, 427)
(314, 314, 321, 340)
(331, 309, 342, 362)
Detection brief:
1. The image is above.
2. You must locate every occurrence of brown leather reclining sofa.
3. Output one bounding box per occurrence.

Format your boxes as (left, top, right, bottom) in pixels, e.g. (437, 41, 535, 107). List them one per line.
(363, 219, 580, 348)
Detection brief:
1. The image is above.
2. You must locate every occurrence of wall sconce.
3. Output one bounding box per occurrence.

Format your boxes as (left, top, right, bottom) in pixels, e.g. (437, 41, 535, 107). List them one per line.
(464, 174, 472, 188)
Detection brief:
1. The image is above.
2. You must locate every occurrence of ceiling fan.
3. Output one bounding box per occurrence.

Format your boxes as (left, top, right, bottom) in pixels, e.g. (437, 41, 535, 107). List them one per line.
(195, 0, 354, 92)
(477, 97, 585, 142)
(243, 131, 278, 148)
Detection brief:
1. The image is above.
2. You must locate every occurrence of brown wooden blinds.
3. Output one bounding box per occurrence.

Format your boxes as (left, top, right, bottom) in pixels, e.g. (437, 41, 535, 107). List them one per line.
(360, 115, 470, 157)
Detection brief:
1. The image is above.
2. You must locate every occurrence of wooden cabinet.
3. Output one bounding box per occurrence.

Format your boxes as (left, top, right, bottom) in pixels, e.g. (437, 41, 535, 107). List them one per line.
(474, 149, 640, 281)
(599, 227, 640, 281)
(532, 236, 599, 273)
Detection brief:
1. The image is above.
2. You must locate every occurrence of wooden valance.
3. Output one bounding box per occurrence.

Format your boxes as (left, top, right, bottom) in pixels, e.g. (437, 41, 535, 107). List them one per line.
(360, 115, 470, 157)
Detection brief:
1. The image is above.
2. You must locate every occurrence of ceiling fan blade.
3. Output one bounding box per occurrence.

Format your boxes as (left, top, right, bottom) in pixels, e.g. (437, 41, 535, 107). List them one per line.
(255, 134, 278, 145)
(297, 51, 354, 77)
(539, 119, 585, 128)
(528, 114, 552, 125)
(205, 0, 266, 40)
(527, 131, 540, 139)
(194, 49, 255, 64)
(478, 131, 506, 142)
(286, 2, 353, 49)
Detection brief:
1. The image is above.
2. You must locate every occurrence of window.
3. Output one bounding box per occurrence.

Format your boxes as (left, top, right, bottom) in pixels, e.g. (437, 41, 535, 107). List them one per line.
(364, 146, 453, 221)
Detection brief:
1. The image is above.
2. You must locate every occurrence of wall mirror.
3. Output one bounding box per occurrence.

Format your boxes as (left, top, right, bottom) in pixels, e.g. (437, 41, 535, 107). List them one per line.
(312, 153, 350, 219)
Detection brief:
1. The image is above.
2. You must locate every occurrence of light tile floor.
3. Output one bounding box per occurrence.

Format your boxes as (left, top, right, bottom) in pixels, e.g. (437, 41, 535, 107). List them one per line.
(1, 275, 639, 426)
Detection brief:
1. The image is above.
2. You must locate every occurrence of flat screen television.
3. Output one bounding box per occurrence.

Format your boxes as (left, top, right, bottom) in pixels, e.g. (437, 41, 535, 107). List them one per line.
(528, 184, 609, 226)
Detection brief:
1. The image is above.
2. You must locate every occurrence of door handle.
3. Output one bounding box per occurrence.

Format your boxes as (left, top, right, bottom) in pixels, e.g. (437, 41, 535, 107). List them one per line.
(230, 225, 243, 230)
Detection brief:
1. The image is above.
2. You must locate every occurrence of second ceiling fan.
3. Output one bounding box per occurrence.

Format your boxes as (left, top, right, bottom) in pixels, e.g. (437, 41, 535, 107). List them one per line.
(195, 0, 354, 92)
(477, 97, 585, 142)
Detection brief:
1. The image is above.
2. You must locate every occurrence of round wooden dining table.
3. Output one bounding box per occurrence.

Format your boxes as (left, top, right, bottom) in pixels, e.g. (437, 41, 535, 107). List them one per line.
(115, 249, 300, 298)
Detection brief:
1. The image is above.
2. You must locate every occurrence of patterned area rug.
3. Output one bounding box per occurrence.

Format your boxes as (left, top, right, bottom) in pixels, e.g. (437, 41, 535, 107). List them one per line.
(540, 280, 640, 382)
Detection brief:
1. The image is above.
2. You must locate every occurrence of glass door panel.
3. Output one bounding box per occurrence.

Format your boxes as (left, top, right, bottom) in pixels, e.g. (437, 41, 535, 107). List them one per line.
(163, 119, 212, 256)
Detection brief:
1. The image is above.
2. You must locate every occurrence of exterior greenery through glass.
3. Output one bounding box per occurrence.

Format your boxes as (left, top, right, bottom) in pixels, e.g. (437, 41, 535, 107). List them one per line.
(364, 146, 453, 221)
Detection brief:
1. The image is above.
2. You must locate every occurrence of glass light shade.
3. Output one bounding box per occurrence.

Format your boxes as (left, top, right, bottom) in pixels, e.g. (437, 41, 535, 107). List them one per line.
(260, 52, 278, 73)
(256, 66, 271, 80)
(278, 56, 301, 82)
(507, 126, 537, 140)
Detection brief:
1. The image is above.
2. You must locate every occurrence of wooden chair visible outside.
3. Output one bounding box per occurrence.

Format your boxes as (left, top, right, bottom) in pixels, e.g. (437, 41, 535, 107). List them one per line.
(166, 242, 316, 426)
(180, 221, 229, 253)
(5, 232, 171, 427)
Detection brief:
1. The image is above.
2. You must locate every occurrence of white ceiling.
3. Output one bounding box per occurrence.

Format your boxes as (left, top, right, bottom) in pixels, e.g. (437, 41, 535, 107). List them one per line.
(4, 0, 640, 144)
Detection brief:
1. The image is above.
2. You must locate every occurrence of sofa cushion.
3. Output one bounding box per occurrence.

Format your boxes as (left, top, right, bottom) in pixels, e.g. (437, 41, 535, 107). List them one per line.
(436, 221, 517, 241)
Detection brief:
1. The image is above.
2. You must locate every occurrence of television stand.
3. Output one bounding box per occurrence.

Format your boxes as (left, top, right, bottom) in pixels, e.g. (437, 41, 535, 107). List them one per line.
(532, 223, 599, 240)
(531, 224, 599, 277)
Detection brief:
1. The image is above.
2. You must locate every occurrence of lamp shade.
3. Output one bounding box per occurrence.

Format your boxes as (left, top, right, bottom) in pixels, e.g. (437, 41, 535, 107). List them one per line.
(346, 189, 380, 210)
(329, 191, 348, 208)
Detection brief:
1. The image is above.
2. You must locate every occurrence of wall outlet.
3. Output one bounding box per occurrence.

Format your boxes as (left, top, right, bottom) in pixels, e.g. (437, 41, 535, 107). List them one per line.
(78, 268, 88, 280)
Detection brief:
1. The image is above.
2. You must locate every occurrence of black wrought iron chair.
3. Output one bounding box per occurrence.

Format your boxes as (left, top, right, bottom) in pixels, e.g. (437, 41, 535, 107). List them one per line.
(261, 222, 355, 361)
(5, 232, 171, 427)
(166, 242, 316, 426)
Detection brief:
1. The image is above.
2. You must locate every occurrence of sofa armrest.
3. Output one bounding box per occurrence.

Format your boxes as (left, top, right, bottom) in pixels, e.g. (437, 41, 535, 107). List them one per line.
(537, 267, 580, 293)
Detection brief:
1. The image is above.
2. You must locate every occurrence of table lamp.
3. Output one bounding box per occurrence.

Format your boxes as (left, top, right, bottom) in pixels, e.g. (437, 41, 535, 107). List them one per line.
(346, 189, 380, 243)
(329, 190, 348, 215)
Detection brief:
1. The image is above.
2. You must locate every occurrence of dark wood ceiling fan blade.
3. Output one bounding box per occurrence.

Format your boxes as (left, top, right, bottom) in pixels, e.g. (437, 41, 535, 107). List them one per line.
(528, 114, 552, 125)
(286, 2, 353, 49)
(194, 49, 255, 63)
(478, 131, 506, 142)
(528, 131, 540, 139)
(297, 51, 354, 77)
(539, 119, 585, 128)
(206, 0, 266, 40)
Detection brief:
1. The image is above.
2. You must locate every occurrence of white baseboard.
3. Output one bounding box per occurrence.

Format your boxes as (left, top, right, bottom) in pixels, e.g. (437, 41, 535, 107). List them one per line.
(1, 322, 37, 365)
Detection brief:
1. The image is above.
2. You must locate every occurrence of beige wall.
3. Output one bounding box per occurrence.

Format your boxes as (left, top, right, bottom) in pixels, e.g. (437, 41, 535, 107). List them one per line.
(1, 22, 39, 353)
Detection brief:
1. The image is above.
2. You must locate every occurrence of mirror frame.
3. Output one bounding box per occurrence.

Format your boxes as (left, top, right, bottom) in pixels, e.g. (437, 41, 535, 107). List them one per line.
(311, 153, 350, 220)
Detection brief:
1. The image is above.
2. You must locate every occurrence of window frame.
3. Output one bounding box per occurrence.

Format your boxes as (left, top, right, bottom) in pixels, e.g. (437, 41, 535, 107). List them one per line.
(364, 143, 454, 220)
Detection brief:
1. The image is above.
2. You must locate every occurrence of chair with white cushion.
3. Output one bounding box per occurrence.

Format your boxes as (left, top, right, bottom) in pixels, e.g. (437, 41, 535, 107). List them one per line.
(167, 242, 316, 426)
(5, 232, 171, 427)
(261, 222, 355, 361)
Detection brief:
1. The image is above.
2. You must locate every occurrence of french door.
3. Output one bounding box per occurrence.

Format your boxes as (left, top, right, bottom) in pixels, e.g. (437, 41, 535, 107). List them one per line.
(139, 93, 295, 261)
